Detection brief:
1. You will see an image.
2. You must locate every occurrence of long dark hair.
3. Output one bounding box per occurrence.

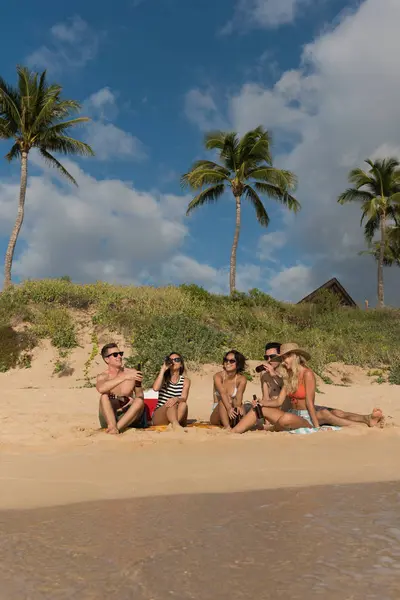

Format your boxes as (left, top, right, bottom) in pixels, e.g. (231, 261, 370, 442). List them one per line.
(223, 350, 246, 374)
(163, 352, 186, 386)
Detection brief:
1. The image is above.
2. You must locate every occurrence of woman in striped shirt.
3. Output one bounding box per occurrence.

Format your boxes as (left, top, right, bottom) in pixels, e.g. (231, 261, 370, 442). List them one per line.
(152, 352, 191, 428)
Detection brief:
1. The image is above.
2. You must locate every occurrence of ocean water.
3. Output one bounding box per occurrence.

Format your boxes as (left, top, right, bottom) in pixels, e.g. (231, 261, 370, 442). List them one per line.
(1, 481, 400, 599)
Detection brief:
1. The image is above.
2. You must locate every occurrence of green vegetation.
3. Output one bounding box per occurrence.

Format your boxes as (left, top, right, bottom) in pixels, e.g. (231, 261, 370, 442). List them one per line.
(182, 126, 299, 294)
(389, 363, 400, 386)
(0, 279, 399, 386)
(338, 157, 400, 308)
(0, 66, 94, 288)
(0, 325, 36, 372)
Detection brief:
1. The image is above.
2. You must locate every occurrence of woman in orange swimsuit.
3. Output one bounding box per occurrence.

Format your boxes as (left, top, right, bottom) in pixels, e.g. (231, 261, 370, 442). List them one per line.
(234, 342, 384, 432)
(273, 343, 384, 430)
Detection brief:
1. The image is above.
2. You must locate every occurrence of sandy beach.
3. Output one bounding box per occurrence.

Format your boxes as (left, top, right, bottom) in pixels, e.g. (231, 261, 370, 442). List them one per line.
(1, 343, 400, 510)
(1, 345, 400, 598)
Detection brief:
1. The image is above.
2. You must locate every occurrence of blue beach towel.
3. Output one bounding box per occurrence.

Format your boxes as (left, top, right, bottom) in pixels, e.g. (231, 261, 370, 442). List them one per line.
(289, 425, 341, 435)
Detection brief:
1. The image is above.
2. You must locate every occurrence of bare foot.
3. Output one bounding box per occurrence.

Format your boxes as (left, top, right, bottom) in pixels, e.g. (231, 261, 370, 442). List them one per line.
(171, 421, 183, 431)
(106, 426, 119, 435)
(367, 408, 384, 428)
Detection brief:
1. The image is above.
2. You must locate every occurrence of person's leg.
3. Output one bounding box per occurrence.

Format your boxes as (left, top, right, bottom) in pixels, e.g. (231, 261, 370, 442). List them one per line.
(234, 407, 296, 434)
(210, 404, 221, 426)
(330, 407, 384, 427)
(177, 402, 188, 426)
(232, 409, 257, 433)
(218, 402, 231, 429)
(152, 404, 182, 428)
(316, 408, 358, 428)
(275, 412, 311, 432)
(116, 398, 145, 431)
(99, 394, 119, 435)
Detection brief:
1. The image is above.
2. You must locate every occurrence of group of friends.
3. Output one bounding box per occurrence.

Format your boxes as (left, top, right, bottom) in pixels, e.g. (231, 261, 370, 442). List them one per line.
(96, 342, 384, 435)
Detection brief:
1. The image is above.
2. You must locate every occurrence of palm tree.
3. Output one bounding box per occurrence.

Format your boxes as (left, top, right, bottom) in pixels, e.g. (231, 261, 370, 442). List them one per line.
(338, 158, 400, 308)
(182, 127, 299, 294)
(0, 66, 94, 288)
(361, 224, 400, 267)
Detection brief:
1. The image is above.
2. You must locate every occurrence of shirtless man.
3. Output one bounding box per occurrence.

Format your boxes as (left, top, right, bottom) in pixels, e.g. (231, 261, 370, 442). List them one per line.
(96, 343, 146, 435)
(259, 342, 285, 409)
(233, 341, 285, 433)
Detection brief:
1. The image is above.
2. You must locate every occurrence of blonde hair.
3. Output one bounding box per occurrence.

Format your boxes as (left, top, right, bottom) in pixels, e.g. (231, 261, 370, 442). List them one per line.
(279, 353, 307, 395)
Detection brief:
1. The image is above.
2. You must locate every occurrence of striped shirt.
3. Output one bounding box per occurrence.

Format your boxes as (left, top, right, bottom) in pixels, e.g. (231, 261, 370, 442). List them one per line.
(156, 375, 185, 410)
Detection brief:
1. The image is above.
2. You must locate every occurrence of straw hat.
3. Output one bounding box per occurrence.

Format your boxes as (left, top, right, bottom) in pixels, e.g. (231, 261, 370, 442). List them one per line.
(277, 343, 311, 362)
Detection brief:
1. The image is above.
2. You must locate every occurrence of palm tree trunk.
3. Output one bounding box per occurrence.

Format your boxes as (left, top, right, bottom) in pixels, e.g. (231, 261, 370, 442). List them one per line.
(377, 213, 385, 308)
(230, 195, 241, 294)
(4, 151, 28, 289)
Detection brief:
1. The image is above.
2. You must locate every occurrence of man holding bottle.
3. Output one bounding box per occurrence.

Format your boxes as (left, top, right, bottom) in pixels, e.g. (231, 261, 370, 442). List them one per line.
(96, 343, 147, 434)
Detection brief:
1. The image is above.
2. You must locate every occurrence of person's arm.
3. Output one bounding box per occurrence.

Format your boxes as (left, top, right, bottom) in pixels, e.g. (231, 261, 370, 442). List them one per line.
(96, 371, 135, 395)
(178, 378, 191, 402)
(235, 376, 247, 412)
(304, 370, 319, 428)
(214, 373, 234, 415)
(152, 363, 168, 392)
(260, 378, 286, 408)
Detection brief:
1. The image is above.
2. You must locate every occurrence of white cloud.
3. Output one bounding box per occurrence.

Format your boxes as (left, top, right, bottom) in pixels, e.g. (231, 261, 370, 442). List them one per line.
(225, 0, 400, 306)
(27, 16, 100, 73)
(85, 87, 118, 120)
(161, 256, 263, 294)
(85, 121, 146, 161)
(257, 231, 287, 262)
(221, 0, 312, 33)
(0, 160, 190, 285)
(83, 87, 145, 161)
(268, 264, 313, 302)
(184, 89, 226, 131)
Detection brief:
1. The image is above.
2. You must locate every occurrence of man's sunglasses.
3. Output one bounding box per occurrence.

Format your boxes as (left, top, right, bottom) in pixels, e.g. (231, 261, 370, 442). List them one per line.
(106, 351, 124, 358)
(264, 354, 278, 361)
(224, 358, 237, 364)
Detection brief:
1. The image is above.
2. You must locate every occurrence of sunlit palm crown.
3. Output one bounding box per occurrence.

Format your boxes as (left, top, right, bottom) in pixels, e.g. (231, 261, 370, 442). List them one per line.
(182, 126, 300, 227)
(338, 158, 400, 242)
(0, 66, 93, 185)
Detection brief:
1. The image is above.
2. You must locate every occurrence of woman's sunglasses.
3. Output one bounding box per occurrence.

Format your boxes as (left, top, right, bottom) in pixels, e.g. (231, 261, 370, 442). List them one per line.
(224, 358, 237, 364)
(169, 357, 182, 363)
(264, 354, 278, 361)
(106, 351, 124, 358)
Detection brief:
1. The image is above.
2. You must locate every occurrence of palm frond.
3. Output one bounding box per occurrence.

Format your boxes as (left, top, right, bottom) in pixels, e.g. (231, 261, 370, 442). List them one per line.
(186, 184, 225, 215)
(244, 185, 269, 227)
(39, 117, 90, 138)
(254, 182, 301, 212)
(39, 148, 77, 186)
(181, 167, 228, 189)
(338, 188, 374, 205)
(348, 167, 375, 190)
(5, 142, 20, 162)
(0, 76, 21, 129)
(186, 159, 231, 175)
(238, 126, 272, 165)
(42, 135, 94, 157)
(363, 213, 380, 243)
(0, 116, 15, 138)
(248, 167, 297, 191)
(204, 130, 239, 171)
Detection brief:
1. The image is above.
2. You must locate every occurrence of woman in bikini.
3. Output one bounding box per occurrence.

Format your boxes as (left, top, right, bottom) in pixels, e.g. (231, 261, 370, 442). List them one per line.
(234, 343, 384, 432)
(152, 352, 191, 429)
(210, 350, 248, 429)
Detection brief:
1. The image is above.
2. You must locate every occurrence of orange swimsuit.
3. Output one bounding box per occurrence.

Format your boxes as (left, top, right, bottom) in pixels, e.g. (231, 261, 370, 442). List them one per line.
(289, 371, 307, 408)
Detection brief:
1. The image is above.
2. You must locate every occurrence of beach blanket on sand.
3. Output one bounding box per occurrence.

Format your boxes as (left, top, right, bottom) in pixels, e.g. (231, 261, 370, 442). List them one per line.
(289, 425, 341, 435)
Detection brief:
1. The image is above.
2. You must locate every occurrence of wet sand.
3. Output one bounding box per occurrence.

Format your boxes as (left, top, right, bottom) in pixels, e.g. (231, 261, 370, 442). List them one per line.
(1, 481, 400, 599)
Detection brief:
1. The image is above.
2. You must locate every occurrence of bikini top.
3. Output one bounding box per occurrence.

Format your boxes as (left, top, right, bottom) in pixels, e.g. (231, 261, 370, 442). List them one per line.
(289, 370, 310, 406)
(214, 373, 238, 399)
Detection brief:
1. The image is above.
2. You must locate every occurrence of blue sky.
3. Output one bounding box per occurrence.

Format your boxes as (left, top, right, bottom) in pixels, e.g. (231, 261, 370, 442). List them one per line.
(1, 0, 399, 305)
